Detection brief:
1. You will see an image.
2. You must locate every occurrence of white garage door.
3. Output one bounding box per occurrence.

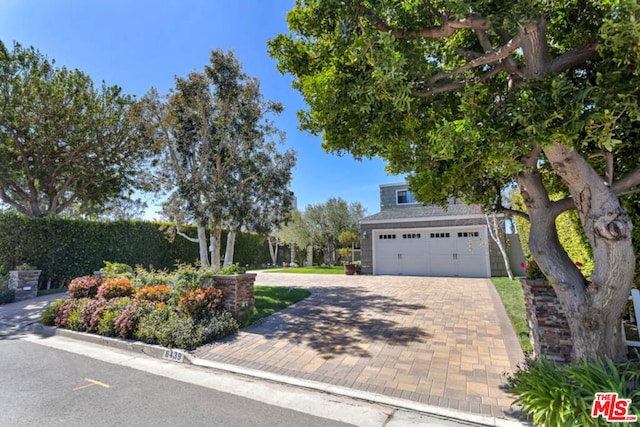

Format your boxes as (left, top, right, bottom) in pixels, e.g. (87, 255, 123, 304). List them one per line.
(373, 227, 490, 277)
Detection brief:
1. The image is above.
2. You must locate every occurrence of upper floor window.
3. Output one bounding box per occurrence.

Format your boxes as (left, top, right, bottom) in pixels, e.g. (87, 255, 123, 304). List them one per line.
(396, 190, 417, 205)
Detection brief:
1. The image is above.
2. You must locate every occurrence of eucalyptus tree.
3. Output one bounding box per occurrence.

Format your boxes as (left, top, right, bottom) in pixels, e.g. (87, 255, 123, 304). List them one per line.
(270, 1, 640, 360)
(140, 50, 295, 268)
(0, 41, 148, 217)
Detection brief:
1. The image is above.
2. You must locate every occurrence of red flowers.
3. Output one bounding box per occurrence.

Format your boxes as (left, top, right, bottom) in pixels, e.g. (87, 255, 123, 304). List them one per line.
(575, 261, 583, 267)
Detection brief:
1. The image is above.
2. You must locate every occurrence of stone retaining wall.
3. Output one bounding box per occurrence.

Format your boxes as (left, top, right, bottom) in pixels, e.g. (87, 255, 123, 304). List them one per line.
(521, 278, 573, 364)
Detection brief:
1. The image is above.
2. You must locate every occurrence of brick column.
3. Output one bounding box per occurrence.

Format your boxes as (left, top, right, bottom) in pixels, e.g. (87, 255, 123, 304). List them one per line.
(9, 270, 41, 302)
(207, 274, 256, 321)
(521, 279, 573, 364)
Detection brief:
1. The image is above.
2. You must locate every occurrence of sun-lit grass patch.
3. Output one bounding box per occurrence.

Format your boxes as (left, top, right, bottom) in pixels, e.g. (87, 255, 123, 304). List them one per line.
(242, 285, 310, 326)
(491, 277, 532, 354)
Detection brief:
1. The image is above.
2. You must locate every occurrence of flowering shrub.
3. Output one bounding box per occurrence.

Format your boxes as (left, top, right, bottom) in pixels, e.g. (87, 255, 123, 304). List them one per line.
(68, 276, 102, 299)
(96, 297, 131, 336)
(135, 284, 171, 303)
(97, 278, 135, 300)
(81, 299, 109, 333)
(521, 259, 546, 280)
(54, 298, 90, 329)
(178, 287, 223, 321)
(114, 300, 157, 339)
(41, 298, 66, 325)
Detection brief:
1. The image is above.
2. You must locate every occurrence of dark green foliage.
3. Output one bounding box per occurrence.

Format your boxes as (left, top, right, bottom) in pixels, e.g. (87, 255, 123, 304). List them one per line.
(0, 284, 15, 304)
(507, 357, 640, 426)
(0, 211, 271, 287)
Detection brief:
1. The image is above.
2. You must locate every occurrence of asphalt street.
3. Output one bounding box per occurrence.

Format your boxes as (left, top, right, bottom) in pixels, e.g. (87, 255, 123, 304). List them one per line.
(1, 339, 352, 427)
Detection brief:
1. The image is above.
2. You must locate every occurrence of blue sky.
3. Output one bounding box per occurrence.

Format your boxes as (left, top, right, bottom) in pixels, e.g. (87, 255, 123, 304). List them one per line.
(0, 0, 403, 218)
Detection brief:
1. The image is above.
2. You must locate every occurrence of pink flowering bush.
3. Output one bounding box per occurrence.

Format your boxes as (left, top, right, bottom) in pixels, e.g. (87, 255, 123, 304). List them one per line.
(68, 276, 102, 299)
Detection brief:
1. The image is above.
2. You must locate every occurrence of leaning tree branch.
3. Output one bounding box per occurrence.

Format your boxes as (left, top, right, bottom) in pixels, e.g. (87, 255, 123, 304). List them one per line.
(611, 165, 640, 195)
(412, 65, 503, 97)
(551, 197, 577, 218)
(550, 42, 600, 74)
(426, 35, 521, 86)
(500, 206, 529, 221)
(364, 5, 490, 39)
(589, 152, 614, 186)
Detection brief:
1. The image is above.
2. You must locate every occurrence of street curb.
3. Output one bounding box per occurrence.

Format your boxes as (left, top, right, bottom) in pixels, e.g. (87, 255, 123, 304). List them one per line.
(33, 324, 530, 427)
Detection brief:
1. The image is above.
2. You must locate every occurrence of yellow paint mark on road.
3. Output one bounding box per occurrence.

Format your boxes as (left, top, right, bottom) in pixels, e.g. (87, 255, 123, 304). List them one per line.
(72, 378, 110, 391)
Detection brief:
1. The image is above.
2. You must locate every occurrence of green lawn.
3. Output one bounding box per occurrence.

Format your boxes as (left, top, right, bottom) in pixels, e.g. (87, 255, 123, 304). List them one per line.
(243, 285, 310, 326)
(491, 277, 533, 354)
(263, 266, 344, 274)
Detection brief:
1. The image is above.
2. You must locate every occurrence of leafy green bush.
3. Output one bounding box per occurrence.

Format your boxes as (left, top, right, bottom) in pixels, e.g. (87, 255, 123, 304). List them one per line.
(507, 357, 640, 426)
(41, 298, 66, 325)
(101, 261, 134, 279)
(217, 264, 247, 275)
(135, 305, 237, 350)
(134, 304, 194, 348)
(197, 311, 238, 343)
(68, 276, 101, 299)
(133, 266, 171, 288)
(97, 278, 135, 300)
(54, 298, 82, 328)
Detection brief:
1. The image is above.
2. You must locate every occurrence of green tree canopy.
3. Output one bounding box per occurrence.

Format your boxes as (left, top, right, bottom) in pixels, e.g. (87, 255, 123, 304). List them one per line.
(0, 41, 149, 217)
(138, 50, 296, 268)
(270, 1, 640, 361)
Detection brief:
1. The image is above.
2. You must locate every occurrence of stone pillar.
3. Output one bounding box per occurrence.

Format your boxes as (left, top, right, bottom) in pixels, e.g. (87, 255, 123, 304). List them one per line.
(9, 270, 41, 302)
(521, 279, 573, 364)
(208, 273, 256, 321)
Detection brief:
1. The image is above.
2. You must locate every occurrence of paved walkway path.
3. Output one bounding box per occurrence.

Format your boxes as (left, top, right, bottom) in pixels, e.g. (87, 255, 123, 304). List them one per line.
(194, 273, 524, 421)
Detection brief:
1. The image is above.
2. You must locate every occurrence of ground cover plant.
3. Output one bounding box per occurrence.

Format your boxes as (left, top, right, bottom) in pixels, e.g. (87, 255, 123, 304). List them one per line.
(491, 277, 532, 354)
(41, 264, 239, 349)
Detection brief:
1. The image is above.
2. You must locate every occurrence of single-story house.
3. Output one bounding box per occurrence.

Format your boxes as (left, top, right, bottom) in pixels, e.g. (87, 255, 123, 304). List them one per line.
(359, 183, 520, 277)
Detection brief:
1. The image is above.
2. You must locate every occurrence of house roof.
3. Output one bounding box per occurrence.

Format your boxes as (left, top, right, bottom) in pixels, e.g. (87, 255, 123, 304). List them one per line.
(359, 204, 484, 224)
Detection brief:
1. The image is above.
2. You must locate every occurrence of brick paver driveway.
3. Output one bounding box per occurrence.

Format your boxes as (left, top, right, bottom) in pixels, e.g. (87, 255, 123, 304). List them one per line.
(194, 273, 524, 420)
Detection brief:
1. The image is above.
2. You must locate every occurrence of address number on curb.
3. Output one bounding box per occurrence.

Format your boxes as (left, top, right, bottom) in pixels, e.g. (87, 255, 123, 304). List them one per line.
(163, 349, 185, 363)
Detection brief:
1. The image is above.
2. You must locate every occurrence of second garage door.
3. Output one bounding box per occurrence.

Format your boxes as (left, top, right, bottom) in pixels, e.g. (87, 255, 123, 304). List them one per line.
(373, 226, 490, 277)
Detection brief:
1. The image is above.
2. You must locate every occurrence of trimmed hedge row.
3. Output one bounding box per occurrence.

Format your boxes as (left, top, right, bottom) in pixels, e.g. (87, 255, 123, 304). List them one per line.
(0, 211, 271, 287)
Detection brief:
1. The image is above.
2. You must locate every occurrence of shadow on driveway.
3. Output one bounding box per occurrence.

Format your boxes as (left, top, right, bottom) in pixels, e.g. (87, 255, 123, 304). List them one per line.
(224, 285, 432, 359)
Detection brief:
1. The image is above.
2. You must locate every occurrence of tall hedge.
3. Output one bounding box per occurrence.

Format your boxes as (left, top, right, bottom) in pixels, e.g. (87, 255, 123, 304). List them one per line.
(0, 211, 271, 287)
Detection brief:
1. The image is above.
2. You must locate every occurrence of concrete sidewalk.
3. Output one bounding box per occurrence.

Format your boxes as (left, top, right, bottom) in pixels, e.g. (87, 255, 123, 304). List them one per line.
(0, 292, 66, 337)
(193, 274, 525, 423)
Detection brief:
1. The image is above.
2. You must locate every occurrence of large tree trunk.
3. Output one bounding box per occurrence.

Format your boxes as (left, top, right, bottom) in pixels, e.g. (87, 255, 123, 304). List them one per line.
(197, 225, 210, 267)
(520, 143, 635, 362)
(210, 225, 222, 270)
(223, 229, 237, 267)
(267, 236, 279, 266)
